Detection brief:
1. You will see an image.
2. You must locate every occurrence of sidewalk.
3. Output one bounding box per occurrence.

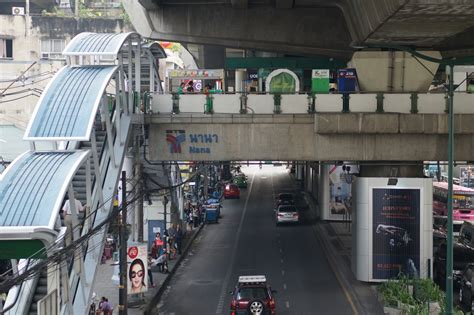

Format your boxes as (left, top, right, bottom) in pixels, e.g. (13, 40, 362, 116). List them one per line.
(303, 192, 384, 315)
(91, 224, 204, 315)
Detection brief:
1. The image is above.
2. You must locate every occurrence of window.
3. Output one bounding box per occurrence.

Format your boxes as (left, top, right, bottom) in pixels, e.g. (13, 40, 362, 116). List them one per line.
(0, 38, 13, 58)
(40, 39, 65, 60)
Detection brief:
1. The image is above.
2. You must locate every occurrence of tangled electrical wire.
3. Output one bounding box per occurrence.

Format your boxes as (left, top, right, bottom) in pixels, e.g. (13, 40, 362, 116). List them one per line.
(0, 162, 209, 295)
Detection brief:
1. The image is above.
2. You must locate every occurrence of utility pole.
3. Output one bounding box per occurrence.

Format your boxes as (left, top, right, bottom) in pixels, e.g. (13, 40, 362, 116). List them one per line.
(119, 171, 128, 315)
(75, 0, 79, 17)
(163, 195, 169, 231)
(204, 164, 209, 200)
(135, 136, 143, 242)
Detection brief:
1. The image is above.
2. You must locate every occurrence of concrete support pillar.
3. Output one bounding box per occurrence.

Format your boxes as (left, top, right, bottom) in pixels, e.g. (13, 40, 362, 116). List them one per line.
(235, 69, 247, 93)
(319, 164, 330, 220)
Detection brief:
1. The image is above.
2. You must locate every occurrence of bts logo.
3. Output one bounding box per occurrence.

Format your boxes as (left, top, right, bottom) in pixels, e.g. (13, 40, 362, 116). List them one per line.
(166, 130, 186, 153)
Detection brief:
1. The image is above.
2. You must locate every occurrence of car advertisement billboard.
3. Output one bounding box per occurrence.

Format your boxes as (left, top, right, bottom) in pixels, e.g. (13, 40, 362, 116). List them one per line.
(127, 244, 148, 295)
(372, 188, 420, 280)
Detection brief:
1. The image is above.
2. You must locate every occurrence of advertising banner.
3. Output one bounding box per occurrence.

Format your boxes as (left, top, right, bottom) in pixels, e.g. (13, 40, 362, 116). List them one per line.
(127, 244, 148, 295)
(167, 69, 224, 80)
(372, 188, 420, 280)
(337, 68, 358, 93)
(311, 69, 330, 93)
(328, 165, 354, 220)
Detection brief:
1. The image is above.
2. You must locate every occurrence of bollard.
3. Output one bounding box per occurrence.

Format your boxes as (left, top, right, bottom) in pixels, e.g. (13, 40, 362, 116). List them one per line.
(172, 93, 180, 114)
(307, 93, 316, 113)
(205, 94, 214, 114)
(273, 94, 282, 114)
(240, 92, 248, 114)
(342, 93, 350, 113)
(376, 93, 384, 113)
(444, 93, 449, 114)
(410, 92, 419, 114)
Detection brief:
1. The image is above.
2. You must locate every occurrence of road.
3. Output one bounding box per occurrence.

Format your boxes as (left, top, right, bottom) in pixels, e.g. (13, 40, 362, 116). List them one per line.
(156, 165, 354, 315)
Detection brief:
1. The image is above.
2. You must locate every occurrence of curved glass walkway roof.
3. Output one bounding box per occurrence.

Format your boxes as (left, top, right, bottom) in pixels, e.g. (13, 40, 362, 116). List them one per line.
(0, 151, 88, 231)
(24, 65, 118, 140)
(63, 32, 138, 56)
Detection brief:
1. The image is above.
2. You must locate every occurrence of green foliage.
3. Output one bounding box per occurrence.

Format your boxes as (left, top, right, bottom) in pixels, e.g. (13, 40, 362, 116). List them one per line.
(120, 3, 131, 25)
(378, 274, 447, 314)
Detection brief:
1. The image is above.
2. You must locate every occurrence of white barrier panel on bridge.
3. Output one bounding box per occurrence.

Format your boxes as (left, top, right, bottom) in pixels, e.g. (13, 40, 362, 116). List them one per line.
(315, 94, 343, 112)
(152, 94, 173, 113)
(417, 94, 446, 113)
(248, 94, 275, 114)
(281, 94, 309, 113)
(453, 93, 474, 113)
(384, 94, 411, 113)
(349, 94, 377, 112)
(179, 94, 207, 113)
(213, 94, 240, 113)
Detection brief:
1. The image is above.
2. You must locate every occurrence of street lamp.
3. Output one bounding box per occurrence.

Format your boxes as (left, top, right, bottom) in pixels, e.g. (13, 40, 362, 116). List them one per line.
(352, 42, 474, 314)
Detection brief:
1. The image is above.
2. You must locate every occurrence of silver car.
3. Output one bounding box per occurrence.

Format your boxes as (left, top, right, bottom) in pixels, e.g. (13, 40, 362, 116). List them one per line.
(275, 205, 299, 225)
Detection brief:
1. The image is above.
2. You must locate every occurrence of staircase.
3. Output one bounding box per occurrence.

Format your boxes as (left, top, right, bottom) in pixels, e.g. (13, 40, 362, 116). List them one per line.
(28, 269, 47, 315)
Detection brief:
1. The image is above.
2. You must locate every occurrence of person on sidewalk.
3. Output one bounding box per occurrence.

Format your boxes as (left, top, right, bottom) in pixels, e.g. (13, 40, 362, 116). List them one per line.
(175, 224, 183, 255)
(154, 252, 169, 273)
(147, 256, 156, 288)
(154, 232, 164, 256)
(193, 206, 199, 228)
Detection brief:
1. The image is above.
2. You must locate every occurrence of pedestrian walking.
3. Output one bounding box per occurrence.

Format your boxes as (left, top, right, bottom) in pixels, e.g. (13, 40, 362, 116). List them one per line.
(147, 256, 156, 288)
(62, 191, 85, 246)
(175, 224, 183, 255)
(193, 206, 199, 228)
(177, 82, 185, 94)
(154, 232, 164, 256)
(186, 80, 195, 93)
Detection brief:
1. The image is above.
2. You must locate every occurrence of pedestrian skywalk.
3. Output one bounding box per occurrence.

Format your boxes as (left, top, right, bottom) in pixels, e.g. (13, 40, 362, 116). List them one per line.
(0, 31, 164, 315)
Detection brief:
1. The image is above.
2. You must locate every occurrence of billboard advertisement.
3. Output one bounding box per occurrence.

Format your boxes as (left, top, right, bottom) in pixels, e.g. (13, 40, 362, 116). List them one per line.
(127, 244, 148, 295)
(372, 188, 420, 280)
(328, 165, 354, 220)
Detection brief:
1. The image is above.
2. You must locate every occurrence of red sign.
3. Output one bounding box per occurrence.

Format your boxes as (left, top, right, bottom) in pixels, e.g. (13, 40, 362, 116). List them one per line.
(127, 246, 138, 259)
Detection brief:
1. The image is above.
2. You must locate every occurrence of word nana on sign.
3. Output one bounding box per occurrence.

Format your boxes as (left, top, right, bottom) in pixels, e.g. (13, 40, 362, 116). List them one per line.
(166, 131, 219, 154)
(189, 146, 211, 154)
(189, 134, 218, 143)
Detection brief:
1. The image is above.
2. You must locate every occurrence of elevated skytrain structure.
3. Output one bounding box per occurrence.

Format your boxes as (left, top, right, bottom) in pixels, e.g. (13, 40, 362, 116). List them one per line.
(0, 32, 164, 314)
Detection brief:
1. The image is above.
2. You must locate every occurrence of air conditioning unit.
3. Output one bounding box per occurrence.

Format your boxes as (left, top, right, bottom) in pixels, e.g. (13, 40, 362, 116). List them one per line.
(12, 7, 25, 16)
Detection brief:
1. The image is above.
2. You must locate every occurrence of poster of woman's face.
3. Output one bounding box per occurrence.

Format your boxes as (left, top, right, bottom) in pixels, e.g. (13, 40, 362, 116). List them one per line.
(127, 245, 148, 295)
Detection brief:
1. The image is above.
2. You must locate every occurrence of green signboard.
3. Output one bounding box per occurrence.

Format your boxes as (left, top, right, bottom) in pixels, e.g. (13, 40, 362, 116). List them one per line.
(0, 240, 47, 259)
(312, 69, 330, 93)
(269, 72, 296, 94)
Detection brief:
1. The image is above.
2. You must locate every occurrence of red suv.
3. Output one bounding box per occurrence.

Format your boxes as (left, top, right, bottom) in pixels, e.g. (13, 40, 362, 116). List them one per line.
(230, 275, 276, 315)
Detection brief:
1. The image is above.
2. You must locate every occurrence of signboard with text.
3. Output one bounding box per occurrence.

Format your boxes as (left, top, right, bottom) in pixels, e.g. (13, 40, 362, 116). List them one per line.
(311, 69, 330, 93)
(372, 188, 420, 280)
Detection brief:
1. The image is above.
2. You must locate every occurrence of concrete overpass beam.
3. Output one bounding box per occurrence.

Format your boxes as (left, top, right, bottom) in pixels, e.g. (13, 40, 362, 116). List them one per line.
(138, 0, 160, 10)
(276, 0, 294, 9)
(231, 0, 248, 9)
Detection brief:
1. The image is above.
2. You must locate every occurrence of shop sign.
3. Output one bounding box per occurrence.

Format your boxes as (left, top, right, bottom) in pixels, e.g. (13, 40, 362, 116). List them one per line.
(168, 69, 224, 79)
(311, 69, 330, 93)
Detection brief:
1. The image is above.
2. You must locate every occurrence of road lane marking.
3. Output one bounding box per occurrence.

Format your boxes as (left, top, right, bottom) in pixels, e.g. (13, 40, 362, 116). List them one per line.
(281, 270, 285, 276)
(280, 259, 284, 263)
(215, 172, 256, 314)
(283, 284, 287, 290)
(279, 248, 282, 253)
(286, 301, 290, 308)
(312, 225, 360, 315)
